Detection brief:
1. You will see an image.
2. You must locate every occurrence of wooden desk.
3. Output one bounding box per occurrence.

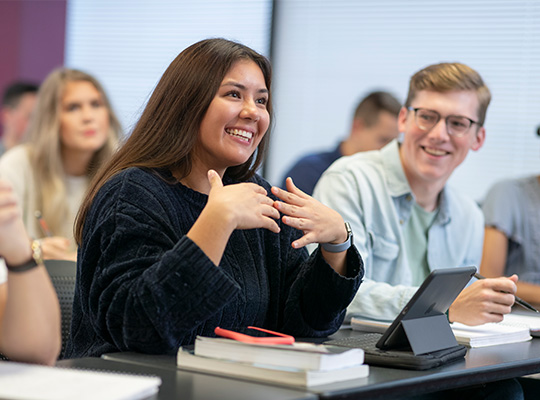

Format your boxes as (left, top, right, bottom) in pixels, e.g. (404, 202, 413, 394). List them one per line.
(96, 329, 540, 399)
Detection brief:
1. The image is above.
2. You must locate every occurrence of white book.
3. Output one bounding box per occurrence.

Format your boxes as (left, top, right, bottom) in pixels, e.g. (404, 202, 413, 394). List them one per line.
(351, 316, 532, 348)
(0, 360, 161, 400)
(450, 322, 532, 347)
(502, 313, 540, 337)
(193, 336, 364, 371)
(177, 348, 369, 388)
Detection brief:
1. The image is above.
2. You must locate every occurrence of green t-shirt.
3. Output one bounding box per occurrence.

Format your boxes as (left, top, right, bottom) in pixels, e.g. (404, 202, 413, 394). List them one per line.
(404, 203, 438, 286)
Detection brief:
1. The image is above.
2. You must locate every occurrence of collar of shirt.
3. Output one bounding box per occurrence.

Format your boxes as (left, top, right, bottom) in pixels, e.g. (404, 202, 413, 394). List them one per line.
(380, 140, 451, 227)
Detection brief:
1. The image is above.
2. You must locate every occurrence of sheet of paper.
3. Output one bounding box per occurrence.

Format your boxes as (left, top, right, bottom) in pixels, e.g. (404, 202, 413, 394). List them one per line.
(0, 361, 161, 400)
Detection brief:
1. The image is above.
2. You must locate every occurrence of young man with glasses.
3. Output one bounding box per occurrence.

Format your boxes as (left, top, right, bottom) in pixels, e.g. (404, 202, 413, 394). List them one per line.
(313, 62, 527, 398)
(314, 62, 518, 326)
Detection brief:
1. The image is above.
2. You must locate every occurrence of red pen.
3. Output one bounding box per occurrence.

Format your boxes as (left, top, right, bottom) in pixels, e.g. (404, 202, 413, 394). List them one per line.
(214, 326, 295, 345)
(35, 210, 53, 237)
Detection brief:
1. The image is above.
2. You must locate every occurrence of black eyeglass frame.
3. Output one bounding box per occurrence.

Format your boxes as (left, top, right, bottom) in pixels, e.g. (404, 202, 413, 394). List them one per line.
(407, 107, 480, 137)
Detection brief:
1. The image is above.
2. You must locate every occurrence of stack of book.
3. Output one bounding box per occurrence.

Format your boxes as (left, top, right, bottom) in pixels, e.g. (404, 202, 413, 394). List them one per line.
(177, 336, 369, 388)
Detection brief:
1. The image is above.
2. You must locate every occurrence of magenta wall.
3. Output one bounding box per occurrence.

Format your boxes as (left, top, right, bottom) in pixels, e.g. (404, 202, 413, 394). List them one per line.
(0, 0, 66, 97)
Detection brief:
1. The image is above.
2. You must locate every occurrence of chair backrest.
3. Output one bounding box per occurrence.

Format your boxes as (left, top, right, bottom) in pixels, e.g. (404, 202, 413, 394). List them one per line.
(43, 259, 77, 359)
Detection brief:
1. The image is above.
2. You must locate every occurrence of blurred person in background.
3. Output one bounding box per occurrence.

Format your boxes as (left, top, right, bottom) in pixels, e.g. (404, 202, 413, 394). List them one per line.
(481, 168, 540, 304)
(0, 68, 122, 261)
(0, 81, 39, 155)
(281, 91, 401, 195)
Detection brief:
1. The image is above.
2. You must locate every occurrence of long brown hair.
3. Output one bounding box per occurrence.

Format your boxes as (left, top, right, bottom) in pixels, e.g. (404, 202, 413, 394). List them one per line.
(75, 38, 273, 244)
(26, 68, 121, 238)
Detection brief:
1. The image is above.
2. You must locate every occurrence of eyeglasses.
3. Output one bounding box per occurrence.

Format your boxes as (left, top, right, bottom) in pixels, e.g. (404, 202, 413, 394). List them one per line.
(407, 107, 479, 137)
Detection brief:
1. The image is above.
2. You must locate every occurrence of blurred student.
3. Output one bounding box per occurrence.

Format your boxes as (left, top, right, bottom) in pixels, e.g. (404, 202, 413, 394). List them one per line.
(65, 38, 363, 358)
(0, 81, 39, 155)
(481, 174, 540, 304)
(0, 68, 122, 261)
(0, 179, 61, 365)
(281, 91, 401, 195)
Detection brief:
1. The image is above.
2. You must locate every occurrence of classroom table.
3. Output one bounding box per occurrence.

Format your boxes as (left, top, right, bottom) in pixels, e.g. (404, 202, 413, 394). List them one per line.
(58, 329, 540, 400)
(57, 356, 316, 400)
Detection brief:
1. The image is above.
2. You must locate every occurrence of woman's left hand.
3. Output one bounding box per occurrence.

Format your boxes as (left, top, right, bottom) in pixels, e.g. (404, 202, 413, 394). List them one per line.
(271, 177, 348, 249)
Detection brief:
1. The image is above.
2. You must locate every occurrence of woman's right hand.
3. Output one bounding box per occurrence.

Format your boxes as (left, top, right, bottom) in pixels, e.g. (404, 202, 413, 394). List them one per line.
(40, 236, 77, 261)
(186, 170, 280, 266)
(206, 169, 280, 233)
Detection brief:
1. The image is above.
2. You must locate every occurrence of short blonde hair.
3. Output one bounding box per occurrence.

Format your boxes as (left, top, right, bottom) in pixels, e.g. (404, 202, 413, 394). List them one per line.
(404, 62, 491, 126)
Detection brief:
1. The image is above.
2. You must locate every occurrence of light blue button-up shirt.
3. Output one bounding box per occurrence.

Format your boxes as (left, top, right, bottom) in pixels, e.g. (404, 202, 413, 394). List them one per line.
(314, 140, 484, 321)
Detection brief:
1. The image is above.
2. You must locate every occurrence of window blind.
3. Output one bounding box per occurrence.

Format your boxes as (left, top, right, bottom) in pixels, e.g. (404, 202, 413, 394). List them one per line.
(269, 0, 540, 202)
(65, 0, 272, 134)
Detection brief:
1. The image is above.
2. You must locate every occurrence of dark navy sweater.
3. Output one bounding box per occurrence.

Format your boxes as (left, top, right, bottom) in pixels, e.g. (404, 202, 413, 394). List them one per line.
(65, 168, 363, 358)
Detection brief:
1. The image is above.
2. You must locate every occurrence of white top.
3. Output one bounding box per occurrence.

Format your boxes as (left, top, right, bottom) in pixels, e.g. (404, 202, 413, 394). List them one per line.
(0, 145, 88, 246)
(0, 259, 6, 284)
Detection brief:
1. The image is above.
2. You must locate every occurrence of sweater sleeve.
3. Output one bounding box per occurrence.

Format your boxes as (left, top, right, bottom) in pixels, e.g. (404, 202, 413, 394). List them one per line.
(280, 245, 364, 337)
(75, 173, 241, 353)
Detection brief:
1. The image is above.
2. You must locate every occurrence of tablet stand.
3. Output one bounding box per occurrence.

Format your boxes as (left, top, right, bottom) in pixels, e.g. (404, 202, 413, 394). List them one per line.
(401, 314, 458, 355)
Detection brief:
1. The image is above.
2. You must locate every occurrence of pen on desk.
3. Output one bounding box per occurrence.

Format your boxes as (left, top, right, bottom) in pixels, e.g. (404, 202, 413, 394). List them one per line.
(474, 272, 539, 313)
(35, 210, 53, 237)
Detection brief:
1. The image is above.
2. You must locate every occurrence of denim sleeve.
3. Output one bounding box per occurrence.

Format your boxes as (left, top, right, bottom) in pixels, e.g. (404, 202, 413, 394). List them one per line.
(314, 165, 417, 321)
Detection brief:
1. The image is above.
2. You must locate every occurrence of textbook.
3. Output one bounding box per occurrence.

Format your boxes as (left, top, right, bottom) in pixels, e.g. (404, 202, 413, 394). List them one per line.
(193, 336, 365, 371)
(0, 360, 161, 400)
(177, 347, 369, 388)
(351, 316, 532, 348)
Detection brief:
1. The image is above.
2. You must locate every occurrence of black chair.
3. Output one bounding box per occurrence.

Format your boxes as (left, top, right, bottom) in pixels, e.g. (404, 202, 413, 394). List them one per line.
(43, 259, 77, 359)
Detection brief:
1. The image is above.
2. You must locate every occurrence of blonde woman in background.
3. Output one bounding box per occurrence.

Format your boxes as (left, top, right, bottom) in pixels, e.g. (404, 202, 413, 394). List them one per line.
(0, 68, 121, 260)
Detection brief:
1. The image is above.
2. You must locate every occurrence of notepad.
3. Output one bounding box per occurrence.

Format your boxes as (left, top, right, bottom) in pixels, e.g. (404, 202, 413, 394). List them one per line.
(351, 316, 532, 348)
(0, 360, 162, 400)
(502, 313, 540, 337)
(450, 322, 531, 347)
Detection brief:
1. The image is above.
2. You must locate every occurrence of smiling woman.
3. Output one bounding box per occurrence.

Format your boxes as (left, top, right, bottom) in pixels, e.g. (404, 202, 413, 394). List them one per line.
(65, 38, 364, 358)
(0, 69, 122, 261)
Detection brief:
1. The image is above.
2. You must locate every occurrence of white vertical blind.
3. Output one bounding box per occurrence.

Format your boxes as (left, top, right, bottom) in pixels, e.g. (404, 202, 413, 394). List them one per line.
(269, 0, 540, 202)
(65, 0, 272, 134)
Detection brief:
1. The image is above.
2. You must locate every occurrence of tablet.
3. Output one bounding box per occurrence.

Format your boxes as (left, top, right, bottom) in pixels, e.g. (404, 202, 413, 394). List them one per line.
(376, 266, 476, 352)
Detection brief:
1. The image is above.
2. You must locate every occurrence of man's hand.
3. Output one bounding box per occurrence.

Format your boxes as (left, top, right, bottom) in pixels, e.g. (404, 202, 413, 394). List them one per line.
(449, 275, 518, 325)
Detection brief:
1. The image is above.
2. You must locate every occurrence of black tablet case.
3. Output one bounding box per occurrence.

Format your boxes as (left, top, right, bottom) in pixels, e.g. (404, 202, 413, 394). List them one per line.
(325, 333, 467, 370)
(327, 267, 476, 370)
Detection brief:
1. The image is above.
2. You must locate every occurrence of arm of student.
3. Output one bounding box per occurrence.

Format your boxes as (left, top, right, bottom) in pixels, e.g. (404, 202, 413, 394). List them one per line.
(40, 236, 76, 261)
(480, 226, 540, 303)
(271, 178, 349, 276)
(313, 169, 417, 321)
(1, 264, 61, 365)
(272, 203, 363, 337)
(480, 227, 508, 278)
(73, 171, 272, 354)
(0, 180, 61, 365)
(514, 280, 540, 304)
(448, 275, 517, 325)
(187, 170, 280, 266)
(0, 148, 28, 207)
